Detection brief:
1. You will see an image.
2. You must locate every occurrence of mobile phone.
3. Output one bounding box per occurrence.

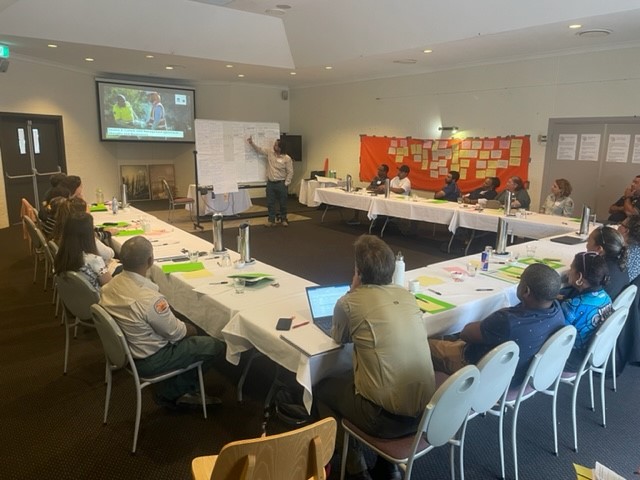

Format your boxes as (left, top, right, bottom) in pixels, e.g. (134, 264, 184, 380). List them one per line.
(276, 317, 293, 331)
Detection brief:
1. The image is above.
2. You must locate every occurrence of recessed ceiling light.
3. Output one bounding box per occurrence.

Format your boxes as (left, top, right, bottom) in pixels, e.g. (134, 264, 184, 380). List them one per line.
(577, 28, 612, 38)
(47, 44, 58, 48)
(145, 54, 154, 59)
(423, 49, 433, 54)
(165, 65, 174, 70)
(290, 72, 296, 75)
(225, 64, 233, 68)
(325, 66, 333, 70)
(238, 74, 245, 78)
(84, 57, 94, 62)
(265, 7, 285, 15)
(569, 24, 582, 29)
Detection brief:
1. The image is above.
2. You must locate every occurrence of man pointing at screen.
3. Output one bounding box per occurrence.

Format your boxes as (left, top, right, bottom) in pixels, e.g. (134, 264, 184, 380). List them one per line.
(247, 136, 293, 228)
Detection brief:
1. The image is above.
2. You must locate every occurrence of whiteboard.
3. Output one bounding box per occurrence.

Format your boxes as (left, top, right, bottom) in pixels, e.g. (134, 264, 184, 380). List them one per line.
(195, 119, 280, 193)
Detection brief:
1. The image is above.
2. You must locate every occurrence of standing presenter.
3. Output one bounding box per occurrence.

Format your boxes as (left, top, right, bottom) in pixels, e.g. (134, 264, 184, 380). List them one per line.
(247, 136, 293, 227)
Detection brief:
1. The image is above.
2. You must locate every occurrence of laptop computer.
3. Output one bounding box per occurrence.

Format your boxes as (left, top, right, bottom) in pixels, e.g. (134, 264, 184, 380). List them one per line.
(305, 284, 350, 335)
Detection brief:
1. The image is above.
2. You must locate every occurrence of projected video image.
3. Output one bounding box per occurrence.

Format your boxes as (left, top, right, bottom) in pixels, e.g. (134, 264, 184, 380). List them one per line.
(97, 81, 196, 143)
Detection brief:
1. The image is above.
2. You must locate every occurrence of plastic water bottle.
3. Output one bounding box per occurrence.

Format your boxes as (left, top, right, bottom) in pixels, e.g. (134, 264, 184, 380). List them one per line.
(112, 195, 118, 215)
(393, 251, 405, 287)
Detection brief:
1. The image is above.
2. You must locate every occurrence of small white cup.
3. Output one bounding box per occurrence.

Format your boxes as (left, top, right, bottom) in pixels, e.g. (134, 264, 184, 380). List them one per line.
(189, 250, 199, 263)
(234, 260, 245, 269)
(233, 277, 246, 294)
(409, 280, 420, 293)
(451, 271, 464, 282)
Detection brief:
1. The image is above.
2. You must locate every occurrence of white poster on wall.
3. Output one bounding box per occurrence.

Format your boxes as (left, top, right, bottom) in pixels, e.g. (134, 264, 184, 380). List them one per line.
(556, 134, 577, 160)
(578, 134, 600, 162)
(632, 135, 640, 164)
(606, 134, 631, 163)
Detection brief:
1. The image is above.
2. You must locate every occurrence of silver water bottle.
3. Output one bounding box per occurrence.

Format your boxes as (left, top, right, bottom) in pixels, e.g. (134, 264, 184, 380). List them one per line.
(495, 217, 509, 255)
(346, 174, 352, 192)
(121, 183, 128, 208)
(212, 213, 225, 252)
(384, 178, 390, 198)
(238, 223, 251, 263)
(504, 190, 513, 216)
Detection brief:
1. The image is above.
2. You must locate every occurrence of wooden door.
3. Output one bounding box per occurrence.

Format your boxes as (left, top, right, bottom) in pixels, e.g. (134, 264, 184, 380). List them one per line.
(0, 113, 67, 224)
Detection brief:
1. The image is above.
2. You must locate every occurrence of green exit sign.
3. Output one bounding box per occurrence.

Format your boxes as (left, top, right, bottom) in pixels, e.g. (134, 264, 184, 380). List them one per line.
(0, 45, 9, 58)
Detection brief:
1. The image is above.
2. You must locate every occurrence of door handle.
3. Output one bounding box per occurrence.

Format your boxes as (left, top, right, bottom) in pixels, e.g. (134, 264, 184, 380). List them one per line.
(5, 171, 36, 179)
(34, 167, 63, 176)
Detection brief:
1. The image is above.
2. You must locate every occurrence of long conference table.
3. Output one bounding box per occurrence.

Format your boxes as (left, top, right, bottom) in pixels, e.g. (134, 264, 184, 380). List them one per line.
(314, 187, 579, 239)
(91, 204, 592, 412)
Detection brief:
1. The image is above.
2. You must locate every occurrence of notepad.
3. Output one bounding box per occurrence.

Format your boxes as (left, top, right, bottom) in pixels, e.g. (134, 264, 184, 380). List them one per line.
(161, 262, 205, 274)
(427, 199, 449, 204)
(96, 221, 129, 228)
(89, 205, 108, 212)
(519, 257, 564, 269)
(415, 294, 455, 314)
(280, 328, 343, 357)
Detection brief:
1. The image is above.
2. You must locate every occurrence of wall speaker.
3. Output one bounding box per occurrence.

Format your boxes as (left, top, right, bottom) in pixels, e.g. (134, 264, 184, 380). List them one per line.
(0, 58, 9, 73)
(281, 90, 289, 101)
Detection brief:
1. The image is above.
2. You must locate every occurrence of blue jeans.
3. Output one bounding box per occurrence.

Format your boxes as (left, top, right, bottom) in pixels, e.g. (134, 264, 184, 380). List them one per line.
(266, 180, 288, 223)
(135, 336, 224, 402)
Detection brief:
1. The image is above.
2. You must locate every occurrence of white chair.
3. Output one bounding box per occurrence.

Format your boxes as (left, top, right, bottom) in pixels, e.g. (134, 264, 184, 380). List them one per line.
(610, 284, 637, 391)
(450, 341, 520, 480)
(559, 307, 630, 453)
(339, 365, 480, 480)
(191, 417, 336, 480)
(161, 178, 194, 223)
(55, 271, 100, 374)
(497, 325, 576, 480)
(90, 304, 208, 453)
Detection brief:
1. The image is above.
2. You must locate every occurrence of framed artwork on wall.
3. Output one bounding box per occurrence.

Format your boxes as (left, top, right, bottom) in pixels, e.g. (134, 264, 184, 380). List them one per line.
(149, 164, 176, 200)
(120, 164, 151, 201)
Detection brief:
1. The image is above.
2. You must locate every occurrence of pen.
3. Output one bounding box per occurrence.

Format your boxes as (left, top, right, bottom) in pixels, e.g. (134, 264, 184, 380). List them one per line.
(427, 288, 442, 296)
(490, 261, 507, 264)
(209, 281, 228, 285)
(292, 321, 309, 329)
(475, 288, 494, 291)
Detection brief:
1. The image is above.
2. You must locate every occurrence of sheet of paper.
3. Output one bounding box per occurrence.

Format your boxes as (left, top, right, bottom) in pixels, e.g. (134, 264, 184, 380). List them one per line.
(557, 134, 577, 160)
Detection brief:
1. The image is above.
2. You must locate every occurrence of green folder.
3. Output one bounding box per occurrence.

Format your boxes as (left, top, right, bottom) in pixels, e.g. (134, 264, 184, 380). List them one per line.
(89, 205, 108, 212)
(161, 262, 205, 274)
(96, 221, 129, 228)
(116, 229, 145, 236)
(415, 293, 456, 314)
(427, 199, 449, 204)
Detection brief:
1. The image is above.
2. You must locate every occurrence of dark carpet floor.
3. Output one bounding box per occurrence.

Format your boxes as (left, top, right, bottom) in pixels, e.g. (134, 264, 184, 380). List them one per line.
(2, 197, 639, 479)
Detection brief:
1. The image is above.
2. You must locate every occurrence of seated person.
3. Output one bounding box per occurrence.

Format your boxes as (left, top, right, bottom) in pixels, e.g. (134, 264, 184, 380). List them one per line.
(54, 212, 112, 290)
(60, 174, 83, 199)
(495, 175, 531, 210)
(608, 175, 640, 223)
(560, 252, 613, 370)
(586, 226, 629, 299)
(429, 263, 565, 386)
(434, 170, 461, 202)
(347, 165, 390, 225)
(100, 236, 224, 409)
(42, 172, 67, 204)
(462, 176, 500, 204)
(388, 164, 411, 195)
(53, 197, 118, 273)
(541, 178, 574, 217)
(38, 185, 70, 238)
(618, 215, 640, 282)
(314, 235, 436, 480)
(366, 164, 390, 194)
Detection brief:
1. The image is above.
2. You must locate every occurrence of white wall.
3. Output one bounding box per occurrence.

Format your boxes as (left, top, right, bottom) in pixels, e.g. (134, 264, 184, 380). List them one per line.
(290, 46, 640, 211)
(0, 61, 289, 227)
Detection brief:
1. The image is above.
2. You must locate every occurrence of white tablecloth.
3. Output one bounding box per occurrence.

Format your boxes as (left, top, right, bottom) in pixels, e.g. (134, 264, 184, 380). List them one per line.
(299, 179, 344, 207)
(186, 185, 252, 217)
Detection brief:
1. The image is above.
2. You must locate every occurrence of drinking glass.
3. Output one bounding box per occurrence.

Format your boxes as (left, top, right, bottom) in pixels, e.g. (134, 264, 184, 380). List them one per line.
(233, 277, 246, 294)
(221, 253, 232, 267)
(526, 245, 537, 258)
(189, 250, 199, 263)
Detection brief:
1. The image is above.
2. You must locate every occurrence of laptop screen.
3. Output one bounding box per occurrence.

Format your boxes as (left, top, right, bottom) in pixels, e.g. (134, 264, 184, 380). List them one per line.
(305, 284, 350, 320)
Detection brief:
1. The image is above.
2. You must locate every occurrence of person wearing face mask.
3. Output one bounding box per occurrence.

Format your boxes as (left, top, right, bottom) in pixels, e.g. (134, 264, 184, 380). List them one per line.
(541, 178, 574, 217)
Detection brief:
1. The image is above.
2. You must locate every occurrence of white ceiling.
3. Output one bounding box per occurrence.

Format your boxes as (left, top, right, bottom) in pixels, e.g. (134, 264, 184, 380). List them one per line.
(1, 0, 640, 88)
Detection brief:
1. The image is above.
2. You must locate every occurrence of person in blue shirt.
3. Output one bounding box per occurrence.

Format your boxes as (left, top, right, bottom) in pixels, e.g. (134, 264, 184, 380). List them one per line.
(560, 251, 613, 370)
(429, 263, 565, 386)
(434, 170, 461, 202)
